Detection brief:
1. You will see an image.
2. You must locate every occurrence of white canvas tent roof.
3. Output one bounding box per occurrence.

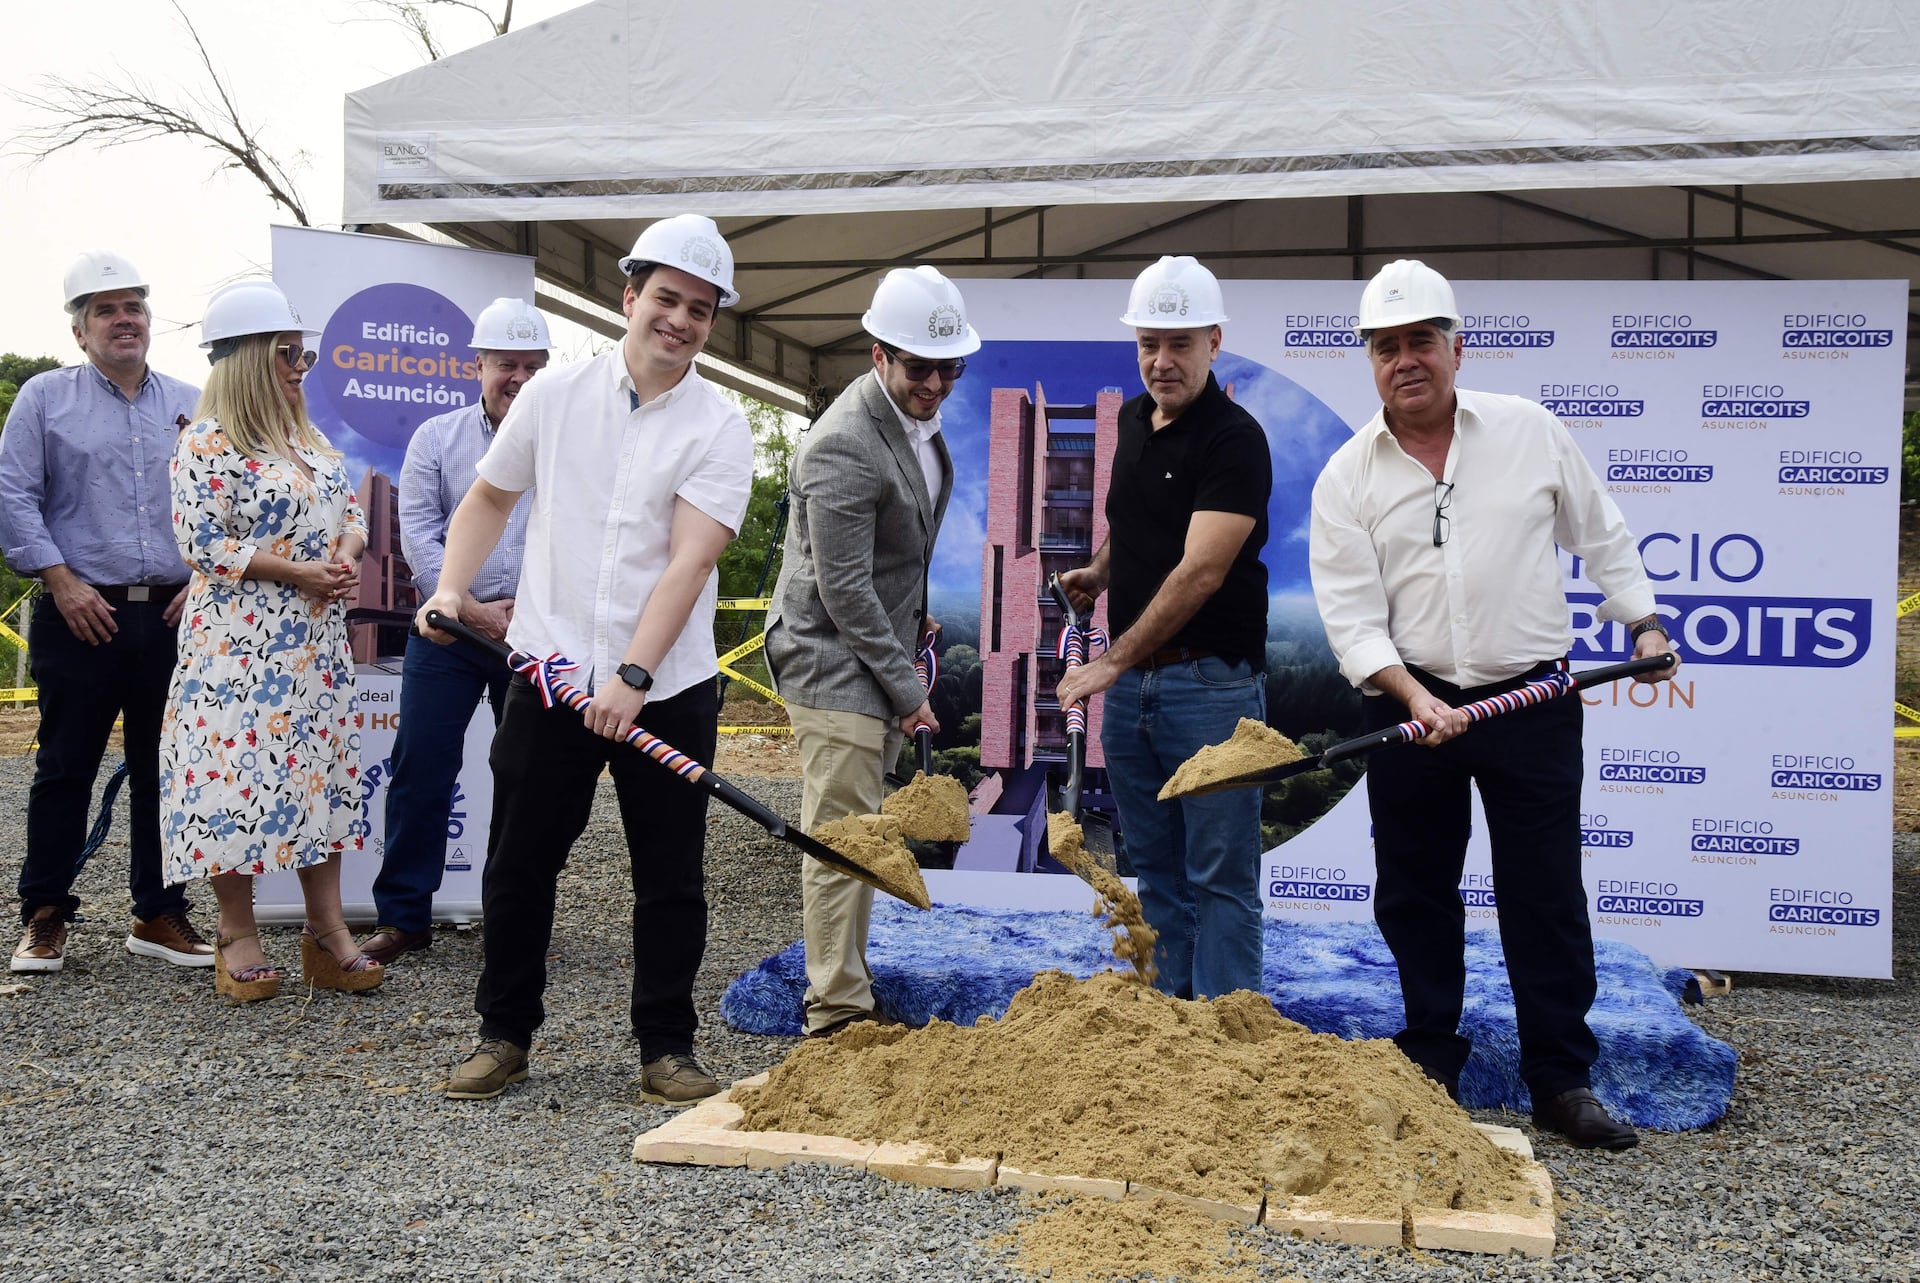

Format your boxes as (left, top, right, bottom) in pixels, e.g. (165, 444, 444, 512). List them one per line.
(343, 0, 1920, 408)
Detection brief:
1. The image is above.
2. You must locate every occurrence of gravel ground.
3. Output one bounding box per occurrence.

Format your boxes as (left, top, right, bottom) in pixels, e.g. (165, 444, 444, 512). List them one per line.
(1, 757, 1915, 1282)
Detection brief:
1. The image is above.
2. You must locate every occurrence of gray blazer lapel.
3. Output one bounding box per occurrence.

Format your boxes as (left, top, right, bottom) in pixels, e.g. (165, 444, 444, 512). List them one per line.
(860, 376, 936, 535)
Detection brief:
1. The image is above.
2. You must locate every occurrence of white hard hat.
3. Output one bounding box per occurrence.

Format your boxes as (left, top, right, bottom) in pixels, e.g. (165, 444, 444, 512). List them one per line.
(1354, 259, 1462, 338)
(618, 214, 738, 308)
(1119, 255, 1228, 329)
(198, 280, 320, 354)
(470, 297, 551, 350)
(861, 266, 982, 359)
(63, 250, 149, 315)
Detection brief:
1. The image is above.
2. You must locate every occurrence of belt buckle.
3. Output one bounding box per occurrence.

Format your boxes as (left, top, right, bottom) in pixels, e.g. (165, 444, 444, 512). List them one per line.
(126, 586, 152, 603)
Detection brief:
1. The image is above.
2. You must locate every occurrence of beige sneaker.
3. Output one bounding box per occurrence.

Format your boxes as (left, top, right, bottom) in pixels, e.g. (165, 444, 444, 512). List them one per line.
(11, 907, 66, 974)
(639, 1053, 722, 1106)
(126, 911, 217, 967)
(446, 1039, 530, 1100)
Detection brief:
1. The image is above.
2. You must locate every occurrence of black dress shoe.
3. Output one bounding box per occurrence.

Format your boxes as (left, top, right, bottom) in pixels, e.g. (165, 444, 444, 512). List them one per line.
(1532, 1087, 1639, 1150)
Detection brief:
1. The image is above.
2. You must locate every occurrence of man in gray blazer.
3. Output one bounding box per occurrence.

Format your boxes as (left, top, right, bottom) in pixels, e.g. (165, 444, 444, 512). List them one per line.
(765, 266, 980, 1038)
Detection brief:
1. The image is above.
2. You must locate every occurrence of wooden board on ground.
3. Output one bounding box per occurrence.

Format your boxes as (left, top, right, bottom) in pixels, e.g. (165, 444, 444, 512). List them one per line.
(633, 1078, 1556, 1257)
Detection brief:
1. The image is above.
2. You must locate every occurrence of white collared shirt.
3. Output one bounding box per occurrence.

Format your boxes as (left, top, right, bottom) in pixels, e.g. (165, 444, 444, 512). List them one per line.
(477, 349, 753, 700)
(875, 378, 945, 503)
(1309, 388, 1657, 691)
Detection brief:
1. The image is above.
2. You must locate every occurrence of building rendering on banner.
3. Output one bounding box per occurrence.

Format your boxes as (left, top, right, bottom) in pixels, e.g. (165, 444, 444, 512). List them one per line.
(979, 384, 1121, 775)
(350, 468, 418, 662)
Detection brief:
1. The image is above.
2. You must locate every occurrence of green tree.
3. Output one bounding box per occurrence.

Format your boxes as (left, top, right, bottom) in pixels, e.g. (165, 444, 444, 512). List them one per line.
(714, 391, 797, 701)
(1902, 411, 1920, 503)
(0, 355, 62, 434)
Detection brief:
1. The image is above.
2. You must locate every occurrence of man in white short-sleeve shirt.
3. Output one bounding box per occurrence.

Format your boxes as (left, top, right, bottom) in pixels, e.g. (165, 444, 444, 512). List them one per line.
(416, 216, 753, 1106)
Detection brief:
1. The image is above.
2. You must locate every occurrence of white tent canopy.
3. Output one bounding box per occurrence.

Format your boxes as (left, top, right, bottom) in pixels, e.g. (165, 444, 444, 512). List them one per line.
(343, 0, 1920, 405)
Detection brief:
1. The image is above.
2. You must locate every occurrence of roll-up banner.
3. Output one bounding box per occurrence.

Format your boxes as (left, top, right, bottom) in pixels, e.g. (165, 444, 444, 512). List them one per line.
(252, 226, 535, 924)
(924, 278, 1901, 979)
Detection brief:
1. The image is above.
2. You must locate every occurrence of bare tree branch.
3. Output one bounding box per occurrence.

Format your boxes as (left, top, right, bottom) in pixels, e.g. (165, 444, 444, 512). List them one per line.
(7, 2, 310, 225)
(358, 0, 513, 61)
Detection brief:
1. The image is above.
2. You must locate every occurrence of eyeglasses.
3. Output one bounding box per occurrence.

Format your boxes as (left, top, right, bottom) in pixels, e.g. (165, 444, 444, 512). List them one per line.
(1432, 481, 1454, 547)
(884, 348, 967, 382)
(276, 343, 317, 371)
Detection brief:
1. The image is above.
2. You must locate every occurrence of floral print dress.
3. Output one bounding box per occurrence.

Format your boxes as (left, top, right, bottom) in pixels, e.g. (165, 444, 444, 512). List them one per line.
(160, 418, 370, 884)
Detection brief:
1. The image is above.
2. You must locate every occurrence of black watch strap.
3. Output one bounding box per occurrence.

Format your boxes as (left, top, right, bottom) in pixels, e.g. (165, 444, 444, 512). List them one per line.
(615, 662, 654, 692)
(1629, 617, 1668, 641)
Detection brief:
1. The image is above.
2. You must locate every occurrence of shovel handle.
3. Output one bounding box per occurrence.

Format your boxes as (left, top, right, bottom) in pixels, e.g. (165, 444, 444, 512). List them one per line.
(1325, 653, 1678, 764)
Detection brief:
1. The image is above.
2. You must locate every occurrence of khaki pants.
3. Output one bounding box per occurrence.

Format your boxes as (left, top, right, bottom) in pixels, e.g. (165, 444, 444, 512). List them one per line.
(787, 701, 903, 1033)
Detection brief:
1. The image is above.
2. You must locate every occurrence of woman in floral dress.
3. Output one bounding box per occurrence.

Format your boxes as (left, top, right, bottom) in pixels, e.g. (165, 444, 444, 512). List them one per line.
(161, 280, 381, 1000)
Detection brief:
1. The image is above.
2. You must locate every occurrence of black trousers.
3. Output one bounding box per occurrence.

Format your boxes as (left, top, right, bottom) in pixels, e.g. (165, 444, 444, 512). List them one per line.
(17, 592, 185, 924)
(474, 674, 717, 1060)
(1364, 661, 1599, 1100)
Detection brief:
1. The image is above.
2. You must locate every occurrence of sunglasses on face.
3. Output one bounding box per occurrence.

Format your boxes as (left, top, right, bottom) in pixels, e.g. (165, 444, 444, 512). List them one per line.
(276, 343, 317, 371)
(885, 348, 967, 382)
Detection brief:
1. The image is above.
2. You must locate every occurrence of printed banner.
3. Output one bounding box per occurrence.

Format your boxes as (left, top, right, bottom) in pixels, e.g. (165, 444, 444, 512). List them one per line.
(920, 278, 1901, 979)
(255, 670, 496, 925)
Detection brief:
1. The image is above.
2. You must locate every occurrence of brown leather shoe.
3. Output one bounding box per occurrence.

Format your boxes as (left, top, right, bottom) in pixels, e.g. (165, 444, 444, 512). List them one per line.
(638, 1053, 722, 1106)
(805, 1010, 907, 1040)
(1532, 1087, 1639, 1150)
(11, 907, 66, 974)
(357, 925, 432, 967)
(126, 911, 216, 967)
(446, 1039, 530, 1100)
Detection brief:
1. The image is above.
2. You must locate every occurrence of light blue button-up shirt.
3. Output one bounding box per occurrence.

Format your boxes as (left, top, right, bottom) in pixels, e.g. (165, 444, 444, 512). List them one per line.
(398, 401, 530, 601)
(0, 361, 202, 584)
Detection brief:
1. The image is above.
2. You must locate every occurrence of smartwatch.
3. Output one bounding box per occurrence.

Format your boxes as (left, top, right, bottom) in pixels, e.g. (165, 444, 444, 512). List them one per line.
(615, 662, 655, 692)
(1629, 617, 1669, 643)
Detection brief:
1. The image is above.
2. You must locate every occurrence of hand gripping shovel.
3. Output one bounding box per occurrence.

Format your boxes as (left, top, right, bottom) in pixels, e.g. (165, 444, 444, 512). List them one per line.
(424, 610, 927, 907)
(1166, 654, 1678, 799)
(911, 628, 939, 775)
(1042, 574, 1114, 887)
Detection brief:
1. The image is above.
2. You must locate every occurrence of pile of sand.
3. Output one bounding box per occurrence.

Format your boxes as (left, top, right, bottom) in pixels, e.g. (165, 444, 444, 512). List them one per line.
(736, 969, 1532, 1223)
(998, 1195, 1266, 1283)
(808, 813, 932, 910)
(1160, 718, 1305, 800)
(1047, 813, 1157, 985)
(882, 770, 972, 842)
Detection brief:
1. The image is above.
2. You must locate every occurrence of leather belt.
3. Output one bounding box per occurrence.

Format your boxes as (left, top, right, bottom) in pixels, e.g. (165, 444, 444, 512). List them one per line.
(1138, 645, 1215, 670)
(92, 583, 188, 603)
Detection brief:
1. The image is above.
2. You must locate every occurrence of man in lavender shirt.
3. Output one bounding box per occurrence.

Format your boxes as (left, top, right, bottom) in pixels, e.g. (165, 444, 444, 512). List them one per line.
(357, 299, 548, 966)
(1, 251, 214, 973)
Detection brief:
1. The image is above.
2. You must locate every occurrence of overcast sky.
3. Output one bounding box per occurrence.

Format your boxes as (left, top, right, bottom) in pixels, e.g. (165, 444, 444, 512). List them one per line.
(2, 0, 587, 381)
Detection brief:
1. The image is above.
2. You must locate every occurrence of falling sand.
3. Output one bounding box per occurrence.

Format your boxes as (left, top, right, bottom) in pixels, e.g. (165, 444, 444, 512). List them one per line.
(1047, 812, 1157, 985)
(1160, 718, 1305, 800)
(737, 970, 1534, 1225)
(809, 813, 933, 910)
(882, 771, 972, 843)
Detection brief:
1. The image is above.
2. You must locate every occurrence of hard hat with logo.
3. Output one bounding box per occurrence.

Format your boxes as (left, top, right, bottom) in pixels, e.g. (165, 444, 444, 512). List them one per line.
(1354, 259, 1462, 338)
(1119, 255, 1229, 329)
(198, 280, 320, 360)
(618, 214, 739, 307)
(470, 297, 551, 350)
(861, 266, 982, 359)
(63, 250, 150, 315)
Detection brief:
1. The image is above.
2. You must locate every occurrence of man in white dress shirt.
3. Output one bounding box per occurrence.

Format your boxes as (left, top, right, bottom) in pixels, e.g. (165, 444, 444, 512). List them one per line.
(416, 216, 752, 1106)
(1308, 260, 1678, 1150)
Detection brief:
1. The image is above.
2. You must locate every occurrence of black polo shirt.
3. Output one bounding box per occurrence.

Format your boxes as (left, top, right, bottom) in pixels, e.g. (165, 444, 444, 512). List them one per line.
(1106, 373, 1270, 664)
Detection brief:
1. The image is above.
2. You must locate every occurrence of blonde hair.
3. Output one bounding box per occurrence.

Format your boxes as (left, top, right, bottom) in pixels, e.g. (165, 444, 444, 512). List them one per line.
(193, 333, 340, 461)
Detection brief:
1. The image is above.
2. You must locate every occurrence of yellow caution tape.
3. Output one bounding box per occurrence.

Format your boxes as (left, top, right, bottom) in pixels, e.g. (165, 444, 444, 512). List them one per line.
(0, 687, 37, 702)
(1897, 727, 1920, 739)
(1898, 701, 1920, 725)
(718, 724, 793, 736)
(716, 597, 772, 611)
(1899, 590, 1920, 619)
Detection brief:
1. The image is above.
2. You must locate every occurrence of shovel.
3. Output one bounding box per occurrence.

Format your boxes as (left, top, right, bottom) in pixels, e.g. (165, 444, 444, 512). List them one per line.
(423, 610, 926, 907)
(1168, 654, 1678, 798)
(1041, 574, 1114, 887)
(910, 628, 938, 775)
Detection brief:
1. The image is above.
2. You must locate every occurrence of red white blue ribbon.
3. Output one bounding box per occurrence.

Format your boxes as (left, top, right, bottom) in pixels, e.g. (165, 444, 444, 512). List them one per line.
(512, 652, 579, 709)
(1055, 624, 1109, 737)
(1393, 667, 1576, 743)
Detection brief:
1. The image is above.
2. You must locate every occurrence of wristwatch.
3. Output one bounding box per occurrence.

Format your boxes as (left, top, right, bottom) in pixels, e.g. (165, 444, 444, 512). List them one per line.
(615, 662, 655, 692)
(1629, 617, 1669, 642)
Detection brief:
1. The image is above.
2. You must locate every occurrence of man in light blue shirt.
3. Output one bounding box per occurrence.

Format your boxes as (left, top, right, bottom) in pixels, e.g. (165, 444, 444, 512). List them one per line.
(1, 251, 213, 973)
(358, 299, 547, 966)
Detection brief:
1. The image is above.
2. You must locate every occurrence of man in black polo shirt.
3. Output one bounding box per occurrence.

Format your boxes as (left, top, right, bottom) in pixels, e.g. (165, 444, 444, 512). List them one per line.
(1057, 255, 1271, 1000)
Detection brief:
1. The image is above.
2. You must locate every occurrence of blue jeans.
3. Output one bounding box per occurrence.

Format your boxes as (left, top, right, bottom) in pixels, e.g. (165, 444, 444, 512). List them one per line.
(1101, 654, 1266, 999)
(373, 632, 510, 932)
